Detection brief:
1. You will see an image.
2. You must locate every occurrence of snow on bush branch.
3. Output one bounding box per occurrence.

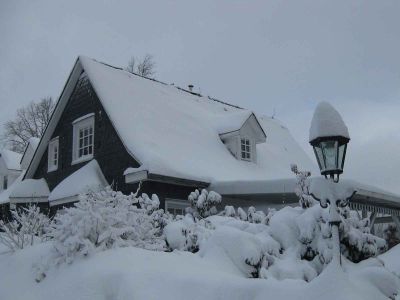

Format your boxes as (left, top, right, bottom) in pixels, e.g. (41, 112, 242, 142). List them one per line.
(187, 189, 222, 218)
(291, 164, 315, 209)
(0, 205, 50, 252)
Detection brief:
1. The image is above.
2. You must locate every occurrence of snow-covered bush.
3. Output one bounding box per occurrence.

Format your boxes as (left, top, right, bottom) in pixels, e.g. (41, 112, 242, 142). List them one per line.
(188, 189, 222, 218)
(291, 164, 315, 209)
(382, 224, 400, 248)
(47, 187, 169, 266)
(200, 226, 265, 278)
(165, 214, 214, 252)
(340, 207, 387, 262)
(0, 205, 50, 252)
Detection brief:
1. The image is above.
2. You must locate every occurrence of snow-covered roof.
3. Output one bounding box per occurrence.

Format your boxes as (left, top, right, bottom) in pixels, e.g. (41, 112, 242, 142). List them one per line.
(0, 149, 22, 171)
(10, 178, 49, 199)
(48, 160, 108, 203)
(77, 56, 315, 184)
(309, 102, 350, 142)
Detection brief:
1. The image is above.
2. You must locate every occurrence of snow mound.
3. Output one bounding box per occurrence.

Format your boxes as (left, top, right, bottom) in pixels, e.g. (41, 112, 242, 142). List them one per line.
(309, 101, 350, 142)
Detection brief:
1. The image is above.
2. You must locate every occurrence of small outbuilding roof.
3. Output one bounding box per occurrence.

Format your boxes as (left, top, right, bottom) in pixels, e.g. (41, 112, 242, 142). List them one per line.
(10, 178, 49, 200)
(48, 160, 108, 204)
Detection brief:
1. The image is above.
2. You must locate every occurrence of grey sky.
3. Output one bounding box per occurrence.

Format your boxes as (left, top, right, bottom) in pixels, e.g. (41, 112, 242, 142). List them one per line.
(1, 0, 399, 193)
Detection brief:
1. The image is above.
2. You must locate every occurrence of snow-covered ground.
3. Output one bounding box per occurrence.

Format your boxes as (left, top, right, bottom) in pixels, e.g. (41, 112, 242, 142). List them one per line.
(0, 235, 398, 300)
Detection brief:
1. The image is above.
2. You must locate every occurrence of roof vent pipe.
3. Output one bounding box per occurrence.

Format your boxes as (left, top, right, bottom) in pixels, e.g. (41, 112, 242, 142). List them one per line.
(188, 84, 194, 92)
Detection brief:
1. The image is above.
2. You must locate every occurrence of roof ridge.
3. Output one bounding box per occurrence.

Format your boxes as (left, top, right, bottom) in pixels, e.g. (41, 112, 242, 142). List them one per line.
(87, 57, 244, 111)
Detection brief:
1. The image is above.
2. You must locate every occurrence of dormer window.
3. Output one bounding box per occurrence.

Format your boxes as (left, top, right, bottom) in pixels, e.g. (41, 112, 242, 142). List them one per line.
(48, 137, 59, 172)
(72, 113, 94, 165)
(219, 112, 266, 164)
(241, 138, 251, 161)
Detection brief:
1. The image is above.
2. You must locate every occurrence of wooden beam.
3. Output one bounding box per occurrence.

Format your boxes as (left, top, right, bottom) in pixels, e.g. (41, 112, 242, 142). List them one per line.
(375, 216, 396, 224)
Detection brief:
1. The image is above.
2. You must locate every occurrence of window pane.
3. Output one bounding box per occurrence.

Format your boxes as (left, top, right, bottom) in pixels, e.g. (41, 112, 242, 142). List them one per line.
(79, 148, 83, 157)
(88, 146, 92, 154)
(242, 152, 246, 159)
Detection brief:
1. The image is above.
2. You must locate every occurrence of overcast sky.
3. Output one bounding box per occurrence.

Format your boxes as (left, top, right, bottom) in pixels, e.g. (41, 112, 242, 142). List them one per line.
(1, 0, 399, 194)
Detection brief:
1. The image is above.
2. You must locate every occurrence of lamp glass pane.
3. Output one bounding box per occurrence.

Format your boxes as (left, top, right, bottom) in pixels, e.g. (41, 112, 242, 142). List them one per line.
(314, 146, 325, 171)
(321, 140, 338, 171)
(338, 143, 347, 170)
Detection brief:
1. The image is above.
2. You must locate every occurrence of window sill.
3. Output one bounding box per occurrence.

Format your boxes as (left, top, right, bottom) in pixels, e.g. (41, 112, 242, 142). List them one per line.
(71, 155, 93, 166)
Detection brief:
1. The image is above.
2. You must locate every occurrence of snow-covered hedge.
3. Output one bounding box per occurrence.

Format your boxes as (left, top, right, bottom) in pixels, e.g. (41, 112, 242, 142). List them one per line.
(47, 188, 169, 266)
(165, 183, 387, 281)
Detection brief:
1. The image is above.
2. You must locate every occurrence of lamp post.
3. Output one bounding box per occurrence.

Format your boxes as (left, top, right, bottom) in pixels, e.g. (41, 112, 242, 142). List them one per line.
(308, 102, 356, 266)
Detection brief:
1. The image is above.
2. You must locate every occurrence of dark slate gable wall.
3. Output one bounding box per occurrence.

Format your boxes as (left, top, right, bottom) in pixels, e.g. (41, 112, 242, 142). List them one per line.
(33, 73, 199, 209)
(33, 74, 140, 195)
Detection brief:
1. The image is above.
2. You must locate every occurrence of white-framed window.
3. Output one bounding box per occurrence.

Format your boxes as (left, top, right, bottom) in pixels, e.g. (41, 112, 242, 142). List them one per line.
(48, 137, 59, 172)
(240, 138, 251, 161)
(72, 113, 94, 165)
(165, 199, 189, 216)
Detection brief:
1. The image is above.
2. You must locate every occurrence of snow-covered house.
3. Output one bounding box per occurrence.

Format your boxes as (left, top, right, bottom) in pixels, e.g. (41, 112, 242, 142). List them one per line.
(0, 139, 41, 220)
(13, 56, 400, 221)
(0, 149, 22, 193)
(0, 149, 23, 219)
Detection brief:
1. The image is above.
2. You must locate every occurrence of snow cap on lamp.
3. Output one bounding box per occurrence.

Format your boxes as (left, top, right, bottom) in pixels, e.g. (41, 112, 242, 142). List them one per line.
(309, 101, 350, 142)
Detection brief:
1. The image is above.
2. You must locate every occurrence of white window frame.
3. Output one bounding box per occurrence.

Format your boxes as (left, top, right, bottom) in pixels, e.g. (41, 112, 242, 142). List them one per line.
(165, 199, 189, 216)
(47, 137, 59, 172)
(240, 137, 252, 161)
(72, 113, 95, 165)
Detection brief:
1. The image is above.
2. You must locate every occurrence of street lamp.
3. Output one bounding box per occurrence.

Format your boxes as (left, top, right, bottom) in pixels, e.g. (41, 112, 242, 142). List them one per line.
(308, 102, 356, 266)
(309, 102, 350, 182)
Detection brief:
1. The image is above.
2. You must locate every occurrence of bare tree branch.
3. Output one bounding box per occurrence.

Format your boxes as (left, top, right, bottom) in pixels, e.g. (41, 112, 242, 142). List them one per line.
(2, 97, 55, 153)
(125, 54, 156, 78)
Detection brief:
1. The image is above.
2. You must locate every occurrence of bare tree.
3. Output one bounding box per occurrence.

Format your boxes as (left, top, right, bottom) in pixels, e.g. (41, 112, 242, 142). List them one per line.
(3, 97, 55, 153)
(125, 54, 156, 78)
(126, 56, 136, 74)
